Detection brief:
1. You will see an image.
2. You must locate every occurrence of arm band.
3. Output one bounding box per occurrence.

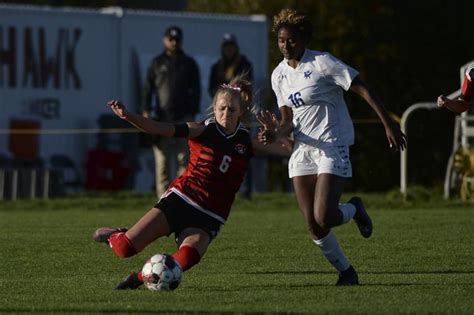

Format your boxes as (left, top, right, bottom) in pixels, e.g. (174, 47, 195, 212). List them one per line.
(173, 123, 189, 138)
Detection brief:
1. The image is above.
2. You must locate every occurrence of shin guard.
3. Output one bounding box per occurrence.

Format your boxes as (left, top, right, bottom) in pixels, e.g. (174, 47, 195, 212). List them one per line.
(108, 232, 137, 258)
(172, 245, 201, 271)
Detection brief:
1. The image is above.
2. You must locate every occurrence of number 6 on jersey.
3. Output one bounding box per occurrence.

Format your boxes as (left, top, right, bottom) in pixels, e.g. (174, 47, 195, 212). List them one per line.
(219, 155, 232, 173)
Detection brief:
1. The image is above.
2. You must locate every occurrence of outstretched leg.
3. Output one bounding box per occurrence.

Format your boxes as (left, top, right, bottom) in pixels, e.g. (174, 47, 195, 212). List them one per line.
(93, 207, 171, 257)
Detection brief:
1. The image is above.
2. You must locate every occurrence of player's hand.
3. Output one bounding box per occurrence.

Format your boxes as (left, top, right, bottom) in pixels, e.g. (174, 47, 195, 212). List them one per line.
(256, 110, 279, 129)
(437, 95, 447, 108)
(107, 100, 128, 119)
(256, 110, 279, 144)
(385, 124, 407, 151)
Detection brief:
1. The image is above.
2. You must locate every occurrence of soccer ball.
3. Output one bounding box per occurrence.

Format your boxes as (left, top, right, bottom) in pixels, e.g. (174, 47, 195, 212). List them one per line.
(141, 254, 182, 291)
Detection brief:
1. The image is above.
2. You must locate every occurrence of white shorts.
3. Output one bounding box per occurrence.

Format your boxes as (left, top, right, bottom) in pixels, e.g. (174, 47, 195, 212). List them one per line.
(288, 143, 352, 178)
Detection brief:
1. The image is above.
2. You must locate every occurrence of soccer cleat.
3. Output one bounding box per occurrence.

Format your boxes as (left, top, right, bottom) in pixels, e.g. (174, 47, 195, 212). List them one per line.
(336, 265, 359, 286)
(115, 272, 143, 290)
(93, 227, 128, 244)
(349, 197, 373, 238)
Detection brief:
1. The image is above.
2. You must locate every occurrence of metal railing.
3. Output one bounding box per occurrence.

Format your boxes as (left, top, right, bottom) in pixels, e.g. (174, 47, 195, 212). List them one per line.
(0, 168, 51, 200)
(400, 89, 460, 198)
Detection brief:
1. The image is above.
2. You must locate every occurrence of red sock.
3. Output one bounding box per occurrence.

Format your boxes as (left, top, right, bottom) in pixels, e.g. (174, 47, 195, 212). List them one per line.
(137, 271, 143, 282)
(108, 232, 137, 258)
(172, 245, 201, 271)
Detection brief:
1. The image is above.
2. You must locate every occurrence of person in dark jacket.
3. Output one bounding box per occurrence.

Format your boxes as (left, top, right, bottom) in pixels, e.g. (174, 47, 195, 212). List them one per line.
(208, 33, 253, 98)
(142, 26, 201, 197)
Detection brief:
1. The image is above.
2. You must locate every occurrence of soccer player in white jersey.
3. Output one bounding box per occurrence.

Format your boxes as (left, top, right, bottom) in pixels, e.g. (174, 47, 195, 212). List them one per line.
(259, 8, 407, 285)
(437, 63, 474, 113)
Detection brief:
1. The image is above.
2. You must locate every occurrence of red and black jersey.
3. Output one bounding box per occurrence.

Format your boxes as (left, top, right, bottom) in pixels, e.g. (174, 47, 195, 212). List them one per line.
(167, 118, 253, 223)
(461, 63, 474, 102)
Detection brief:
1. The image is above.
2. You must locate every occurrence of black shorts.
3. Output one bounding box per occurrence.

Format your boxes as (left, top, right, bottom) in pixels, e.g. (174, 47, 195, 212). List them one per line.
(155, 192, 222, 241)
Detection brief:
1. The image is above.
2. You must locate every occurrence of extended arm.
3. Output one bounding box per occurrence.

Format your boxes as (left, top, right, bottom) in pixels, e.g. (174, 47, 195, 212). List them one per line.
(251, 138, 292, 156)
(350, 76, 407, 151)
(437, 95, 471, 114)
(107, 100, 203, 138)
(437, 68, 472, 114)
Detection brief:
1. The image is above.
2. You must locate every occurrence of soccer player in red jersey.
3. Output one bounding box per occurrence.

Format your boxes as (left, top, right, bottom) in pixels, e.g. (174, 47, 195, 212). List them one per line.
(93, 78, 288, 289)
(437, 63, 474, 113)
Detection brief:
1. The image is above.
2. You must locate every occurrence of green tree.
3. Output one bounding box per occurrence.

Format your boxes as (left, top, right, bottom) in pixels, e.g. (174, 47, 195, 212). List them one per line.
(189, 0, 474, 191)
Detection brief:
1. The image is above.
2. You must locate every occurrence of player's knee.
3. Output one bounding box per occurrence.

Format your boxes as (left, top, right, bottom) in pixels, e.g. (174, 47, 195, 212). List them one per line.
(109, 232, 138, 258)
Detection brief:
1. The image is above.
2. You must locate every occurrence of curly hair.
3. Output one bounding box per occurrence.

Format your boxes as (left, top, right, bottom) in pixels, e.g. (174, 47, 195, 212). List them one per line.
(272, 8, 313, 41)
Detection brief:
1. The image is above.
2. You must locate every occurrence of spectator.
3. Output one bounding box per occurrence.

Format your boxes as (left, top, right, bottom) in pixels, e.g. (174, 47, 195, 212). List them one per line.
(208, 33, 253, 98)
(142, 26, 201, 197)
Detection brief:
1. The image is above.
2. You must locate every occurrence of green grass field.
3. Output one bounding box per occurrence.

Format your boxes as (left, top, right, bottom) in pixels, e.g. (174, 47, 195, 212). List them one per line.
(0, 192, 473, 314)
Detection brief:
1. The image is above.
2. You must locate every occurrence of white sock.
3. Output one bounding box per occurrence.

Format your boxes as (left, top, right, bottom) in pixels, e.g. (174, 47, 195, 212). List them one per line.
(339, 202, 356, 224)
(313, 231, 350, 272)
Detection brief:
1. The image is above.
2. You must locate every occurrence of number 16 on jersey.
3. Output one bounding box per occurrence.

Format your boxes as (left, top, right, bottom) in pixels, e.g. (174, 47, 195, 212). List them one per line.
(288, 92, 305, 107)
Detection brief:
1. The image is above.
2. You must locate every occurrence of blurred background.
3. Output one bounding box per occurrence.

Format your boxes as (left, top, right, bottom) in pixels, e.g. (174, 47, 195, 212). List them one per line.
(1, 0, 473, 198)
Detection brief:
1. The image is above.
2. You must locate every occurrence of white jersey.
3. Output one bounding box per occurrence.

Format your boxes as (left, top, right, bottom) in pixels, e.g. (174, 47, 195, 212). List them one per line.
(271, 49, 359, 148)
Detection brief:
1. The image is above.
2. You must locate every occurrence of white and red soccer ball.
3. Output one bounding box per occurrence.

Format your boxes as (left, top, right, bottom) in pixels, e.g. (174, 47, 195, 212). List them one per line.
(141, 254, 182, 291)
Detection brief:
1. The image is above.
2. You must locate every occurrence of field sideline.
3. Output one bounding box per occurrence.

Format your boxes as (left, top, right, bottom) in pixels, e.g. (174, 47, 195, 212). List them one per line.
(0, 192, 473, 314)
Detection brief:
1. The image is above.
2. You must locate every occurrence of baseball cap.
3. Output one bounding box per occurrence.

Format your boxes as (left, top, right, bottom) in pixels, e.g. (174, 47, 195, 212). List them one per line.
(222, 33, 237, 45)
(164, 26, 183, 41)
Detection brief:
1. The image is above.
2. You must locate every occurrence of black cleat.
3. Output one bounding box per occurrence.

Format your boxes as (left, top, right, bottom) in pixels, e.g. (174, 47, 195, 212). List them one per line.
(349, 197, 373, 238)
(115, 272, 143, 290)
(93, 227, 128, 244)
(336, 265, 359, 286)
